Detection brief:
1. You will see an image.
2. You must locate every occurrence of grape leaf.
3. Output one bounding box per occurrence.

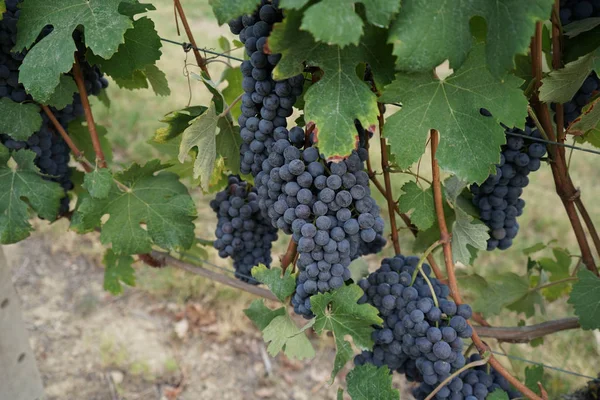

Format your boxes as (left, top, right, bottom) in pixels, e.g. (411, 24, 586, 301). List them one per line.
(0, 2, 5, 18)
(244, 300, 286, 331)
(569, 97, 600, 138)
(452, 207, 489, 265)
(568, 269, 600, 330)
(68, 120, 113, 163)
(473, 273, 532, 316)
(349, 257, 369, 283)
(144, 64, 170, 96)
(398, 181, 435, 231)
(388, 0, 554, 77)
(71, 160, 197, 255)
(103, 249, 135, 295)
(15, 0, 133, 102)
(488, 390, 510, 400)
(87, 17, 162, 81)
(262, 313, 315, 360)
(0, 148, 63, 244)
(311, 284, 382, 379)
(381, 44, 527, 183)
(209, 0, 261, 25)
(0, 98, 42, 141)
(154, 106, 207, 143)
(346, 364, 399, 400)
(539, 49, 600, 104)
(221, 67, 243, 120)
(45, 75, 78, 110)
(118, 1, 156, 17)
(269, 11, 394, 158)
(279, 0, 309, 8)
(564, 18, 600, 38)
(251, 265, 296, 302)
(525, 365, 544, 395)
(506, 289, 544, 318)
(215, 117, 241, 176)
(83, 168, 113, 199)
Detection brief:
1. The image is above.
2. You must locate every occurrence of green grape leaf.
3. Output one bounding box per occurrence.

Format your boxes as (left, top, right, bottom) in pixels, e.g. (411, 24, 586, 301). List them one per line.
(82, 168, 113, 199)
(251, 265, 296, 302)
(71, 160, 197, 255)
(294, 0, 400, 47)
(0, 2, 5, 17)
(280, 0, 309, 8)
(346, 364, 399, 400)
(473, 273, 532, 316)
(525, 365, 544, 395)
(15, 0, 133, 102)
(488, 390, 510, 400)
(209, 0, 261, 25)
(568, 269, 600, 330)
(564, 18, 600, 38)
(244, 300, 286, 330)
(398, 181, 435, 231)
(523, 242, 547, 255)
(154, 106, 207, 143)
(103, 249, 135, 295)
(216, 117, 241, 176)
(569, 97, 600, 137)
(112, 69, 148, 90)
(349, 257, 370, 283)
(452, 207, 489, 265)
(381, 44, 527, 183)
(311, 284, 382, 379)
(45, 75, 78, 110)
(539, 49, 600, 104)
(0, 98, 42, 141)
(221, 67, 243, 120)
(179, 103, 219, 189)
(68, 119, 113, 163)
(388, 0, 554, 77)
(262, 313, 315, 360)
(144, 64, 170, 96)
(538, 248, 572, 279)
(269, 11, 395, 158)
(0, 149, 63, 244)
(506, 289, 544, 318)
(87, 17, 162, 81)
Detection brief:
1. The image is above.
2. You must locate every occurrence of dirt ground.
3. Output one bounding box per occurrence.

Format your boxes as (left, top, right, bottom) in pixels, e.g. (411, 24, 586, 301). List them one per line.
(3, 233, 414, 400)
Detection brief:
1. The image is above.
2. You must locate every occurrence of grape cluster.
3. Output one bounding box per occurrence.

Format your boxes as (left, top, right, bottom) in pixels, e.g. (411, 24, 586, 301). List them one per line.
(412, 353, 521, 400)
(1, 0, 108, 214)
(470, 112, 546, 251)
(559, 0, 600, 25)
(210, 176, 278, 284)
(551, 73, 600, 127)
(228, 1, 304, 176)
(354, 255, 473, 388)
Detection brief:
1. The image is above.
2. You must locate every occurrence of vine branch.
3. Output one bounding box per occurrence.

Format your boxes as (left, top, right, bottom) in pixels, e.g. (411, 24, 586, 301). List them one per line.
(430, 130, 541, 400)
(476, 317, 580, 343)
(173, 0, 210, 76)
(72, 57, 106, 168)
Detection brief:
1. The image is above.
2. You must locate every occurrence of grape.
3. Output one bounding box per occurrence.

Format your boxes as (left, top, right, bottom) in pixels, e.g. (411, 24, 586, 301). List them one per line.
(0, 5, 108, 215)
(210, 176, 278, 284)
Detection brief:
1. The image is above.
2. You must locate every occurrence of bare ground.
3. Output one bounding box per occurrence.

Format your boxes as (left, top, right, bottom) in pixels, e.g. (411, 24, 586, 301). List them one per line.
(3, 234, 414, 400)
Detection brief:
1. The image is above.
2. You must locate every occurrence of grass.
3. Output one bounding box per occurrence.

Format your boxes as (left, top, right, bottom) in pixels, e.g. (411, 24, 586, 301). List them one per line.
(83, 0, 600, 396)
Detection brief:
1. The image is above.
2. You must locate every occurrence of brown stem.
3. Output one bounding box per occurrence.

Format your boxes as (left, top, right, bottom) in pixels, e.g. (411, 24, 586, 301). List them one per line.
(530, 23, 598, 275)
(281, 239, 298, 273)
(476, 317, 580, 343)
(552, 0, 566, 142)
(430, 131, 539, 399)
(430, 130, 460, 302)
(378, 104, 401, 255)
(173, 0, 210, 77)
(41, 105, 93, 173)
(72, 58, 106, 168)
(575, 198, 600, 260)
(149, 251, 278, 301)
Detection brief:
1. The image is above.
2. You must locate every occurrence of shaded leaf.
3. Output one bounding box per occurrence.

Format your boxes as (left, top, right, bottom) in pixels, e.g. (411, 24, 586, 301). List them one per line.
(154, 106, 207, 143)
(398, 181, 435, 231)
(262, 313, 315, 360)
(45, 75, 78, 109)
(83, 168, 113, 199)
(452, 207, 489, 265)
(488, 390, 510, 400)
(209, 0, 261, 25)
(244, 300, 286, 330)
(525, 365, 544, 395)
(103, 249, 135, 295)
(568, 269, 600, 330)
(0, 98, 42, 141)
(251, 265, 296, 302)
(68, 119, 113, 163)
(346, 364, 399, 400)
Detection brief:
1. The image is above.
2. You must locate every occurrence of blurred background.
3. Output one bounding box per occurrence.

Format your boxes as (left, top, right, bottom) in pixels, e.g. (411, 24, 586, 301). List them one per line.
(3, 0, 599, 398)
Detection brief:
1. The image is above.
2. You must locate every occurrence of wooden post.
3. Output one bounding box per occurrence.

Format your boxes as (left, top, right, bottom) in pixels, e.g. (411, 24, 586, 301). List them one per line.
(0, 248, 45, 400)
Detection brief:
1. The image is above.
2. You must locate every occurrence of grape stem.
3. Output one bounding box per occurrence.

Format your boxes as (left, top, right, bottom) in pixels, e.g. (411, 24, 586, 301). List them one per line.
(72, 57, 107, 168)
(378, 103, 401, 255)
(410, 240, 443, 309)
(430, 130, 542, 400)
(530, 21, 599, 276)
(173, 0, 210, 76)
(527, 276, 578, 293)
(424, 352, 491, 400)
(218, 93, 244, 118)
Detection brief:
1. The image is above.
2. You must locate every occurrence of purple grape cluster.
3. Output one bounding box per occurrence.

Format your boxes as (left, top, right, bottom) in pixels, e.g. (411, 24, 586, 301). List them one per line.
(559, 0, 600, 25)
(1, 0, 108, 214)
(210, 176, 278, 284)
(354, 255, 473, 387)
(412, 353, 521, 400)
(228, 0, 304, 176)
(551, 73, 599, 127)
(470, 113, 547, 251)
